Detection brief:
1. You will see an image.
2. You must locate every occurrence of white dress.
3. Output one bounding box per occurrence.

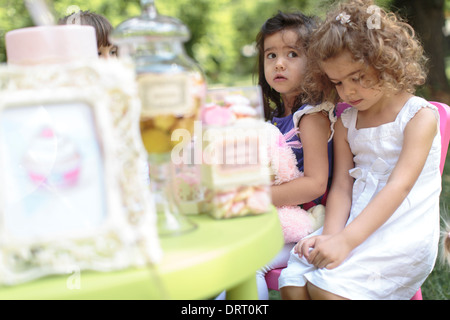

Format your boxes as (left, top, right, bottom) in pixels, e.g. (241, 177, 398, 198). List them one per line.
(279, 96, 441, 300)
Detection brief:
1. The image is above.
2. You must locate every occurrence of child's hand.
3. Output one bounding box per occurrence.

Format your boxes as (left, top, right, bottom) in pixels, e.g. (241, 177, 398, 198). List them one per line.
(306, 233, 352, 269)
(294, 235, 330, 259)
(294, 236, 313, 258)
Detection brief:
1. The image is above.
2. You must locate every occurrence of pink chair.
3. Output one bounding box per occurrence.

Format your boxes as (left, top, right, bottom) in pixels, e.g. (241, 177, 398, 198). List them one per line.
(265, 101, 450, 300)
(432, 101, 450, 174)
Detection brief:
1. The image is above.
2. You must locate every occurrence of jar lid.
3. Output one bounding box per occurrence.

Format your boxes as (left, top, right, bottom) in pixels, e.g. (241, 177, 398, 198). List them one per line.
(111, 0, 190, 44)
(6, 25, 98, 65)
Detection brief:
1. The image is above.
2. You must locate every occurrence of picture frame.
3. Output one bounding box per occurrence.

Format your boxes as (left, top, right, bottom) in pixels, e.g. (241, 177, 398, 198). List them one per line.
(0, 60, 161, 286)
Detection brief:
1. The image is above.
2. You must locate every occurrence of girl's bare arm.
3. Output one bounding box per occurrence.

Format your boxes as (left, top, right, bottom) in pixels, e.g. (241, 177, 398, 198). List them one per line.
(271, 112, 330, 206)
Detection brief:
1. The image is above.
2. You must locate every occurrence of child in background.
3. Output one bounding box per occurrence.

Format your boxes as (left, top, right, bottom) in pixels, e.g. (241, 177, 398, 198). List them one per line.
(59, 10, 118, 59)
(254, 11, 336, 300)
(280, 0, 441, 300)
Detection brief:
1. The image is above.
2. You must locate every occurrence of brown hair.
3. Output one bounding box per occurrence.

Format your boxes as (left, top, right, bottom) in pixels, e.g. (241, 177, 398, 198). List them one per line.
(59, 10, 113, 49)
(256, 11, 318, 120)
(303, 0, 427, 105)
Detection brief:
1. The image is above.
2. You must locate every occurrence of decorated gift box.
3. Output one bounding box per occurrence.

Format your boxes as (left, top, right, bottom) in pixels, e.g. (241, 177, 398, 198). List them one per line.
(200, 86, 272, 219)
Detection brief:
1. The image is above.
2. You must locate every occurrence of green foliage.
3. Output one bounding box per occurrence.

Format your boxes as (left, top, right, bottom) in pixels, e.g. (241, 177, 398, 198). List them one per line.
(0, 0, 31, 62)
(0, 0, 142, 62)
(154, 0, 311, 84)
(0, 0, 313, 84)
(1, 0, 450, 85)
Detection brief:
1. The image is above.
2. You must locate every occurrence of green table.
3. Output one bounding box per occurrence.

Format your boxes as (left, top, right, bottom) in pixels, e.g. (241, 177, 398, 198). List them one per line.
(0, 208, 283, 300)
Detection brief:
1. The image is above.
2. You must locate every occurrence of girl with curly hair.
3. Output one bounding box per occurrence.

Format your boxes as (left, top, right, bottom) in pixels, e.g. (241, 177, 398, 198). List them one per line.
(279, 0, 441, 300)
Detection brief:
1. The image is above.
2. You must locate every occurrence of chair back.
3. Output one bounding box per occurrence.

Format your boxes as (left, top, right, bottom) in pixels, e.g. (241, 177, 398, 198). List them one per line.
(429, 102, 450, 174)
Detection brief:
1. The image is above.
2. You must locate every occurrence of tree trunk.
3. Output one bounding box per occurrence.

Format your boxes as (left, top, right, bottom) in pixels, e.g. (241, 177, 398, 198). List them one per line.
(391, 0, 450, 102)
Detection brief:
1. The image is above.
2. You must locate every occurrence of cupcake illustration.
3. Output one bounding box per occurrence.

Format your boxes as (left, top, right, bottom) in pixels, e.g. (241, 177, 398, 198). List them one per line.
(22, 126, 82, 188)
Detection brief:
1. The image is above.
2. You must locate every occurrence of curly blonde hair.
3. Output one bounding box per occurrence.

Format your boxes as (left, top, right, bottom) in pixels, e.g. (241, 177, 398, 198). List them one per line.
(303, 0, 428, 104)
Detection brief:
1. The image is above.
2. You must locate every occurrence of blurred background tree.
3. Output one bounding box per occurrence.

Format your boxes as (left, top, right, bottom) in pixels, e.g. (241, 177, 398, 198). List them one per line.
(0, 0, 449, 100)
(392, 0, 450, 104)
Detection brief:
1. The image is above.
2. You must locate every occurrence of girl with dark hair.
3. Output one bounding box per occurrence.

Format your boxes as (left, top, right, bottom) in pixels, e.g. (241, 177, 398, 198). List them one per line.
(59, 10, 118, 59)
(254, 11, 336, 299)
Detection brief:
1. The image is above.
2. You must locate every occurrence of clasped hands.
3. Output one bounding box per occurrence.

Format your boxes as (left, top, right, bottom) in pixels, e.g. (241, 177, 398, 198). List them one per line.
(294, 233, 353, 270)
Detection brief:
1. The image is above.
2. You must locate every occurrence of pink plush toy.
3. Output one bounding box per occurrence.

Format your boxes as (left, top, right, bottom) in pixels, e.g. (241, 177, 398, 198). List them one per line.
(264, 122, 325, 243)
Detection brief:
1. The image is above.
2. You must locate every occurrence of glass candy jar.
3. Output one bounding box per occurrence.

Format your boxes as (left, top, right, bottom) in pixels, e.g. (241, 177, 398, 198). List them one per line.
(111, 0, 206, 236)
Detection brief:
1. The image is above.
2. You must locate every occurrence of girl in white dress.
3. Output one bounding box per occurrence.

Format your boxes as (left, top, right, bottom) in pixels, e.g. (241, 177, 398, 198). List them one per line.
(279, 0, 441, 300)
